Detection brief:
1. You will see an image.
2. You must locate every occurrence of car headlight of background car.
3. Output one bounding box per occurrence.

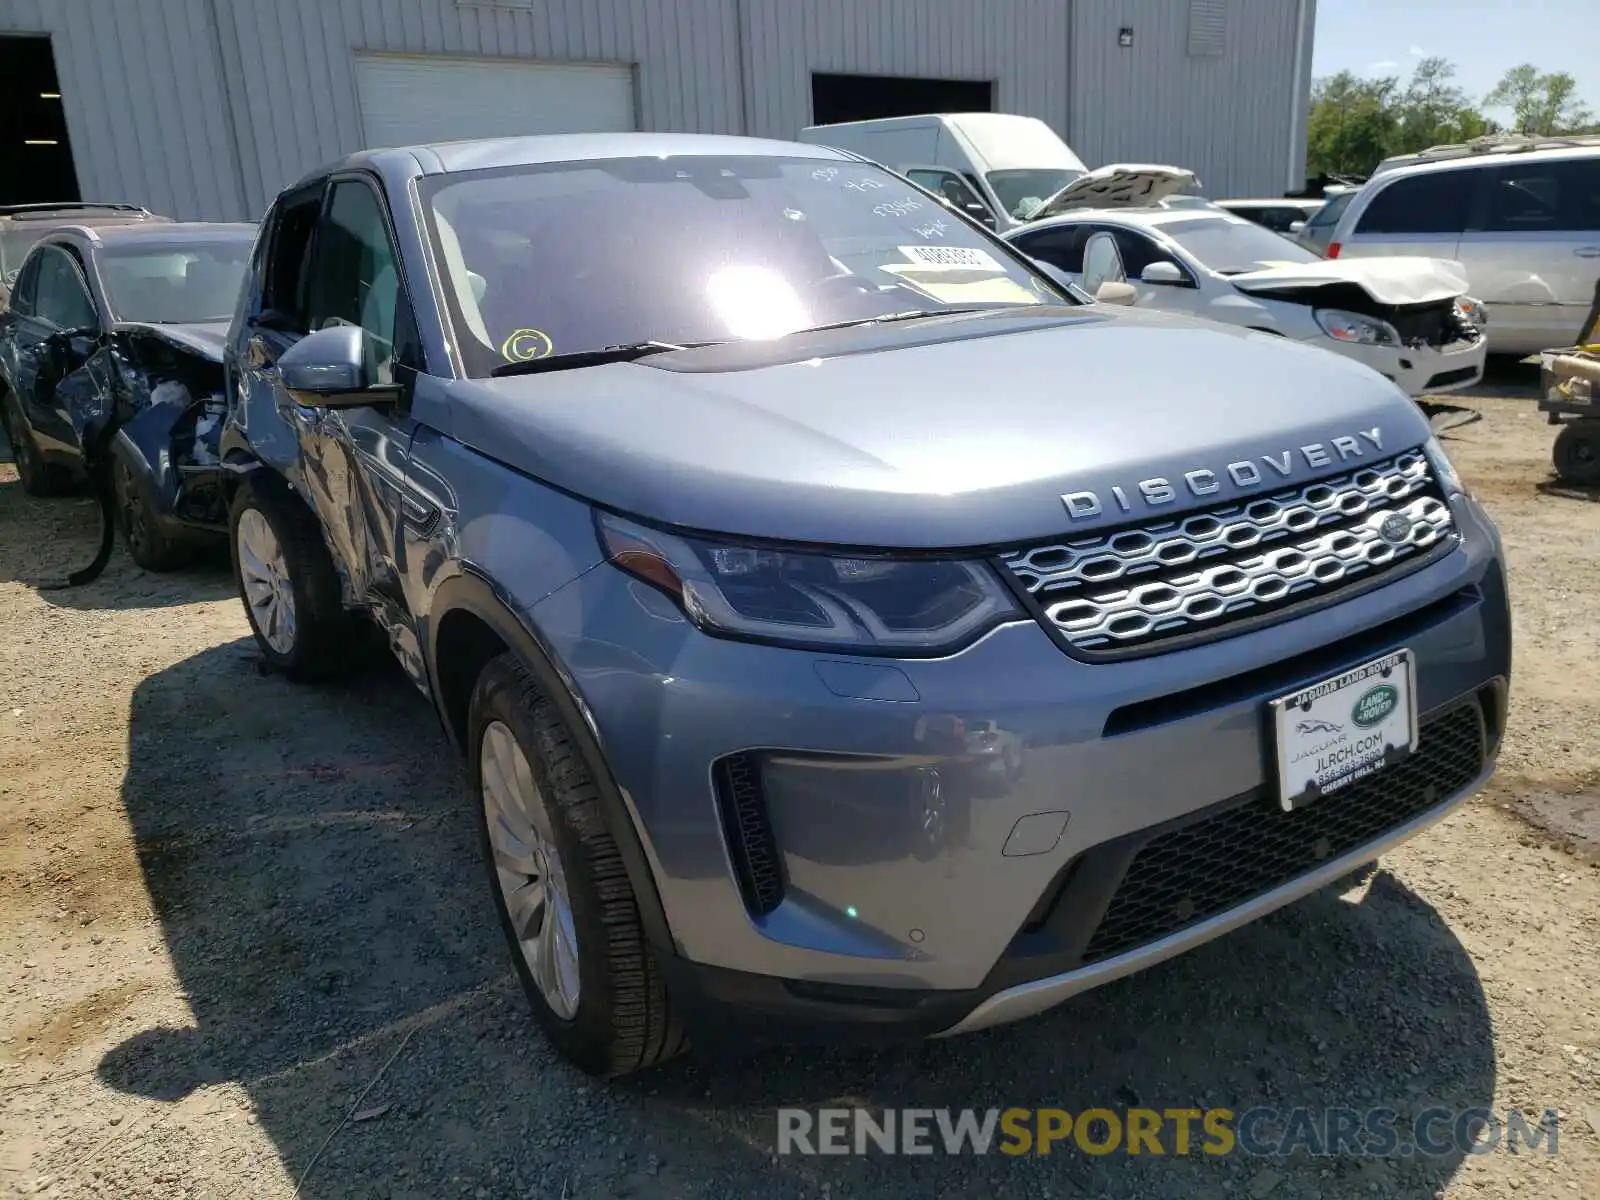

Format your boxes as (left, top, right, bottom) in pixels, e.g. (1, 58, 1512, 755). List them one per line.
(598, 513, 1021, 653)
(1315, 308, 1401, 347)
(1454, 296, 1487, 329)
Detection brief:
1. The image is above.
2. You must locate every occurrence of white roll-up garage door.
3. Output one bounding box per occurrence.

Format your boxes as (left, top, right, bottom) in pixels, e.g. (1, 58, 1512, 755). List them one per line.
(354, 53, 636, 149)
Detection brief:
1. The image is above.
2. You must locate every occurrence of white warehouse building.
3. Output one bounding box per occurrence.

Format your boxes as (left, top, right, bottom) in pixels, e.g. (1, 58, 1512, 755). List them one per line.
(0, 0, 1315, 222)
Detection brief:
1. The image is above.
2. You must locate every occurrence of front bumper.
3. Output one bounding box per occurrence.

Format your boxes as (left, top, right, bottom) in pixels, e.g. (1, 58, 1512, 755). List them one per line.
(530, 496, 1510, 1039)
(1322, 331, 1487, 397)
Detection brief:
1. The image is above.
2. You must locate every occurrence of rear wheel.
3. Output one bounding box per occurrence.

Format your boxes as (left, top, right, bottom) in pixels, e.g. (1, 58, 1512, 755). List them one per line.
(1553, 419, 1600, 487)
(469, 652, 684, 1077)
(228, 474, 357, 680)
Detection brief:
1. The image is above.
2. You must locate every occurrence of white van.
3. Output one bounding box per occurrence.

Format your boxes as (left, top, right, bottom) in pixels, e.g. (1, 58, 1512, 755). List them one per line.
(797, 113, 1088, 233)
(1323, 138, 1600, 355)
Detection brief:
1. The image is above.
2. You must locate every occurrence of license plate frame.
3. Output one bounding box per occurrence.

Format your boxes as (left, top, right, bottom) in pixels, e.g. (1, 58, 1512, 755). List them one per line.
(1269, 650, 1419, 812)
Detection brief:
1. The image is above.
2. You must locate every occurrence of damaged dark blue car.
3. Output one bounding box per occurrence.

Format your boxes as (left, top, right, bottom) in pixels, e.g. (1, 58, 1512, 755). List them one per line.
(0, 221, 255, 569)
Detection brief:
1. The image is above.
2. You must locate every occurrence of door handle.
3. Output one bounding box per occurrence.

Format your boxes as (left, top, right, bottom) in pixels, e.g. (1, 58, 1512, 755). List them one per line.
(1576, 247, 1600, 259)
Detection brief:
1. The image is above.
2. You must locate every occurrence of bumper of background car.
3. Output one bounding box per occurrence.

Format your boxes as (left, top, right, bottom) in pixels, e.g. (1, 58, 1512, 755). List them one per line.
(1324, 332, 1488, 397)
(530, 497, 1510, 1041)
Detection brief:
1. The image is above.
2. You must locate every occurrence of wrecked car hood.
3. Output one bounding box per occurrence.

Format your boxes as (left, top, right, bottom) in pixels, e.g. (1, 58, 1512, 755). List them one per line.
(1227, 258, 1469, 306)
(113, 320, 230, 362)
(1029, 164, 1201, 220)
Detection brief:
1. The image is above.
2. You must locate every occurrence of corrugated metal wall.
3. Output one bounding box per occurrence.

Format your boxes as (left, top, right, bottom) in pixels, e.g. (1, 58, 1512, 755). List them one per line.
(738, 0, 1070, 144)
(0, 0, 1315, 221)
(1068, 0, 1316, 198)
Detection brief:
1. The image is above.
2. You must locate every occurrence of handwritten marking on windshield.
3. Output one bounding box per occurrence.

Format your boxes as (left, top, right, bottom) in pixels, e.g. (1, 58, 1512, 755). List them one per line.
(500, 328, 554, 362)
(844, 177, 885, 193)
(914, 219, 949, 240)
(873, 197, 924, 218)
(810, 167, 838, 182)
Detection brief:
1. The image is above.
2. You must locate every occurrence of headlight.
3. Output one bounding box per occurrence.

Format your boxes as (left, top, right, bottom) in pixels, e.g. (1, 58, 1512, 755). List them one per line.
(1454, 296, 1487, 327)
(1314, 308, 1400, 346)
(1422, 436, 1466, 498)
(597, 513, 1021, 653)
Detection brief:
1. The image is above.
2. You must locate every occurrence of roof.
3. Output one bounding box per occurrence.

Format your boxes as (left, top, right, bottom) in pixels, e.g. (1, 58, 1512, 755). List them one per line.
(1372, 138, 1600, 183)
(1216, 198, 1323, 210)
(298, 132, 853, 191)
(52, 221, 256, 248)
(1015, 206, 1248, 234)
(0, 202, 155, 222)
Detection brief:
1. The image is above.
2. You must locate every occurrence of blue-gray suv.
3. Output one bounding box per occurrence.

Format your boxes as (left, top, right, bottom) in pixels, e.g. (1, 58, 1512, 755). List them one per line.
(221, 133, 1511, 1077)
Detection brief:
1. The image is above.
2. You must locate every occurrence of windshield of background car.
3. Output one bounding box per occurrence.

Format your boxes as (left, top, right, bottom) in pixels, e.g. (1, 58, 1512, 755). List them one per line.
(0, 228, 43, 284)
(1304, 190, 1353, 230)
(420, 155, 1071, 376)
(1156, 216, 1321, 274)
(98, 239, 253, 323)
(986, 168, 1084, 220)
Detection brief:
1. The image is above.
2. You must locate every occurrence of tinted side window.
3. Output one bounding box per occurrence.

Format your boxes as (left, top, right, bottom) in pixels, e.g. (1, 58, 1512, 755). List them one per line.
(1482, 158, 1600, 233)
(1354, 171, 1472, 235)
(33, 246, 99, 330)
(260, 192, 321, 332)
(306, 180, 405, 382)
(1012, 224, 1091, 272)
(1105, 227, 1182, 278)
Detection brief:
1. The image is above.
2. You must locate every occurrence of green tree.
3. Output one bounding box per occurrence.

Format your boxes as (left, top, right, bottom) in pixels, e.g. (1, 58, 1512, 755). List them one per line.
(1485, 64, 1595, 135)
(1306, 70, 1398, 176)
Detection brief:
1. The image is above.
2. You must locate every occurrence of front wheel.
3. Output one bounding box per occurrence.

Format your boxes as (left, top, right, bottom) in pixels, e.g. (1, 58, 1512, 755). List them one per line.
(1553, 419, 1600, 487)
(469, 652, 684, 1076)
(111, 445, 193, 571)
(228, 474, 357, 680)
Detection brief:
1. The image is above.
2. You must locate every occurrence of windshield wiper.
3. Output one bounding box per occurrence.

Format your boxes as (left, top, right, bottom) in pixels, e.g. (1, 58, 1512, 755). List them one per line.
(489, 339, 723, 378)
(787, 306, 1005, 337)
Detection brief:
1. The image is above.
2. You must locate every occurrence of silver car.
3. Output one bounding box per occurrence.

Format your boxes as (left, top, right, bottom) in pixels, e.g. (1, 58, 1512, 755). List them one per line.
(1321, 143, 1600, 354)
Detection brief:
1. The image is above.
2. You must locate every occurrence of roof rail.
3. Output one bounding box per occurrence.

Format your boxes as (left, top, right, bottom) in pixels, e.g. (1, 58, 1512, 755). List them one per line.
(1406, 133, 1600, 165)
(0, 202, 153, 218)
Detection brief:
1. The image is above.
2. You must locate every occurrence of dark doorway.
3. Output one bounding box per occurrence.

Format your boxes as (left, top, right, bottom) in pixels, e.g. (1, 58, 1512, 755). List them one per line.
(0, 35, 80, 204)
(811, 73, 993, 126)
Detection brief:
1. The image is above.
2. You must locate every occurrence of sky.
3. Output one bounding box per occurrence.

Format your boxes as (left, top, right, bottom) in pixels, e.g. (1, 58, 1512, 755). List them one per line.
(1312, 0, 1599, 116)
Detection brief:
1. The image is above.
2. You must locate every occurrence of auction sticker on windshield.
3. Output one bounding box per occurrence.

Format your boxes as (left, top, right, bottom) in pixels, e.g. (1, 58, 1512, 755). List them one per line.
(1269, 650, 1418, 811)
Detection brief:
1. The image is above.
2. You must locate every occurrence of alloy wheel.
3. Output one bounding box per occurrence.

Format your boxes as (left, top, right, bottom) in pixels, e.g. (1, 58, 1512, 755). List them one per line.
(236, 508, 297, 655)
(481, 719, 581, 1019)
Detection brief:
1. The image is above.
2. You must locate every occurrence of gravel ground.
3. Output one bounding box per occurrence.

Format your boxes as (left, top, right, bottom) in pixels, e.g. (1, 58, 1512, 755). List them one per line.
(1, 379, 1597, 1199)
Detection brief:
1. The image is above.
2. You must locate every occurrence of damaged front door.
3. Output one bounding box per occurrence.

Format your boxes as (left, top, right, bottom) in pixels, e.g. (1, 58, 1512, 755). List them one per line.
(8, 244, 110, 474)
(247, 175, 422, 641)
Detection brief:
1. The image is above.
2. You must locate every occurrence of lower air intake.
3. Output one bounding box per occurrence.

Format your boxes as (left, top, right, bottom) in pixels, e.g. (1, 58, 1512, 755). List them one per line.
(714, 753, 785, 917)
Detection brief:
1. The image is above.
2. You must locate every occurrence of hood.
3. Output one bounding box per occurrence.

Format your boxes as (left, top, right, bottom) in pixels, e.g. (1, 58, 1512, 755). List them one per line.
(1227, 257, 1468, 306)
(112, 320, 230, 362)
(437, 308, 1430, 549)
(1030, 164, 1200, 220)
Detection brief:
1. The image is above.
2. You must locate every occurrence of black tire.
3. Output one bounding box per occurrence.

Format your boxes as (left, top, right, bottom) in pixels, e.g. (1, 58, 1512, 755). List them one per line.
(1553, 420, 1600, 487)
(111, 443, 193, 571)
(469, 652, 684, 1077)
(2, 391, 71, 497)
(228, 473, 357, 680)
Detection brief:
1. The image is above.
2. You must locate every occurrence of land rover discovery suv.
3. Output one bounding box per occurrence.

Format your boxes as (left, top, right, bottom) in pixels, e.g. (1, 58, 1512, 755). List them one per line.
(220, 133, 1510, 1076)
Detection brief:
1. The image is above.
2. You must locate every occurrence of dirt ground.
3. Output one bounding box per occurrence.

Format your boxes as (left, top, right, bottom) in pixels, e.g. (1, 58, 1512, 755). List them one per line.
(1, 377, 1597, 1200)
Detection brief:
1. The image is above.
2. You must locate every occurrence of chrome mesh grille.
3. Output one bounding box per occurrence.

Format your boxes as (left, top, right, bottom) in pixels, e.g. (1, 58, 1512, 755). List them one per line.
(1000, 451, 1456, 656)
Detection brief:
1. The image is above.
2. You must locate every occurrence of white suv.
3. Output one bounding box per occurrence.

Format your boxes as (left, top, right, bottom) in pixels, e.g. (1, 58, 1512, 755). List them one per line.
(1322, 140, 1600, 356)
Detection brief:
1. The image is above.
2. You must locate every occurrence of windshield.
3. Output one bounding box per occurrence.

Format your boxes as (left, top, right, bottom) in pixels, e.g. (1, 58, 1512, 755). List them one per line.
(420, 155, 1071, 378)
(1, 228, 43, 284)
(99, 239, 252, 323)
(986, 168, 1084, 220)
(1155, 216, 1321, 275)
(1305, 190, 1353, 230)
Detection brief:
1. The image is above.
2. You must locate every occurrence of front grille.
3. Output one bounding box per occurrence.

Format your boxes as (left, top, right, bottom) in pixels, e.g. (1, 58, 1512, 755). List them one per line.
(1000, 450, 1456, 657)
(1080, 700, 1484, 965)
(1426, 366, 1480, 390)
(714, 754, 785, 917)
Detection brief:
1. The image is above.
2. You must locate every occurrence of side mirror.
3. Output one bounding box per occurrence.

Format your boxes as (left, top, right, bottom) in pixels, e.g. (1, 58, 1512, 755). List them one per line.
(276, 324, 394, 406)
(1139, 261, 1187, 286)
(1095, 281, 1139, 306)
(47, 327, 100, 368)
(1289, 220, 1306, 234)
